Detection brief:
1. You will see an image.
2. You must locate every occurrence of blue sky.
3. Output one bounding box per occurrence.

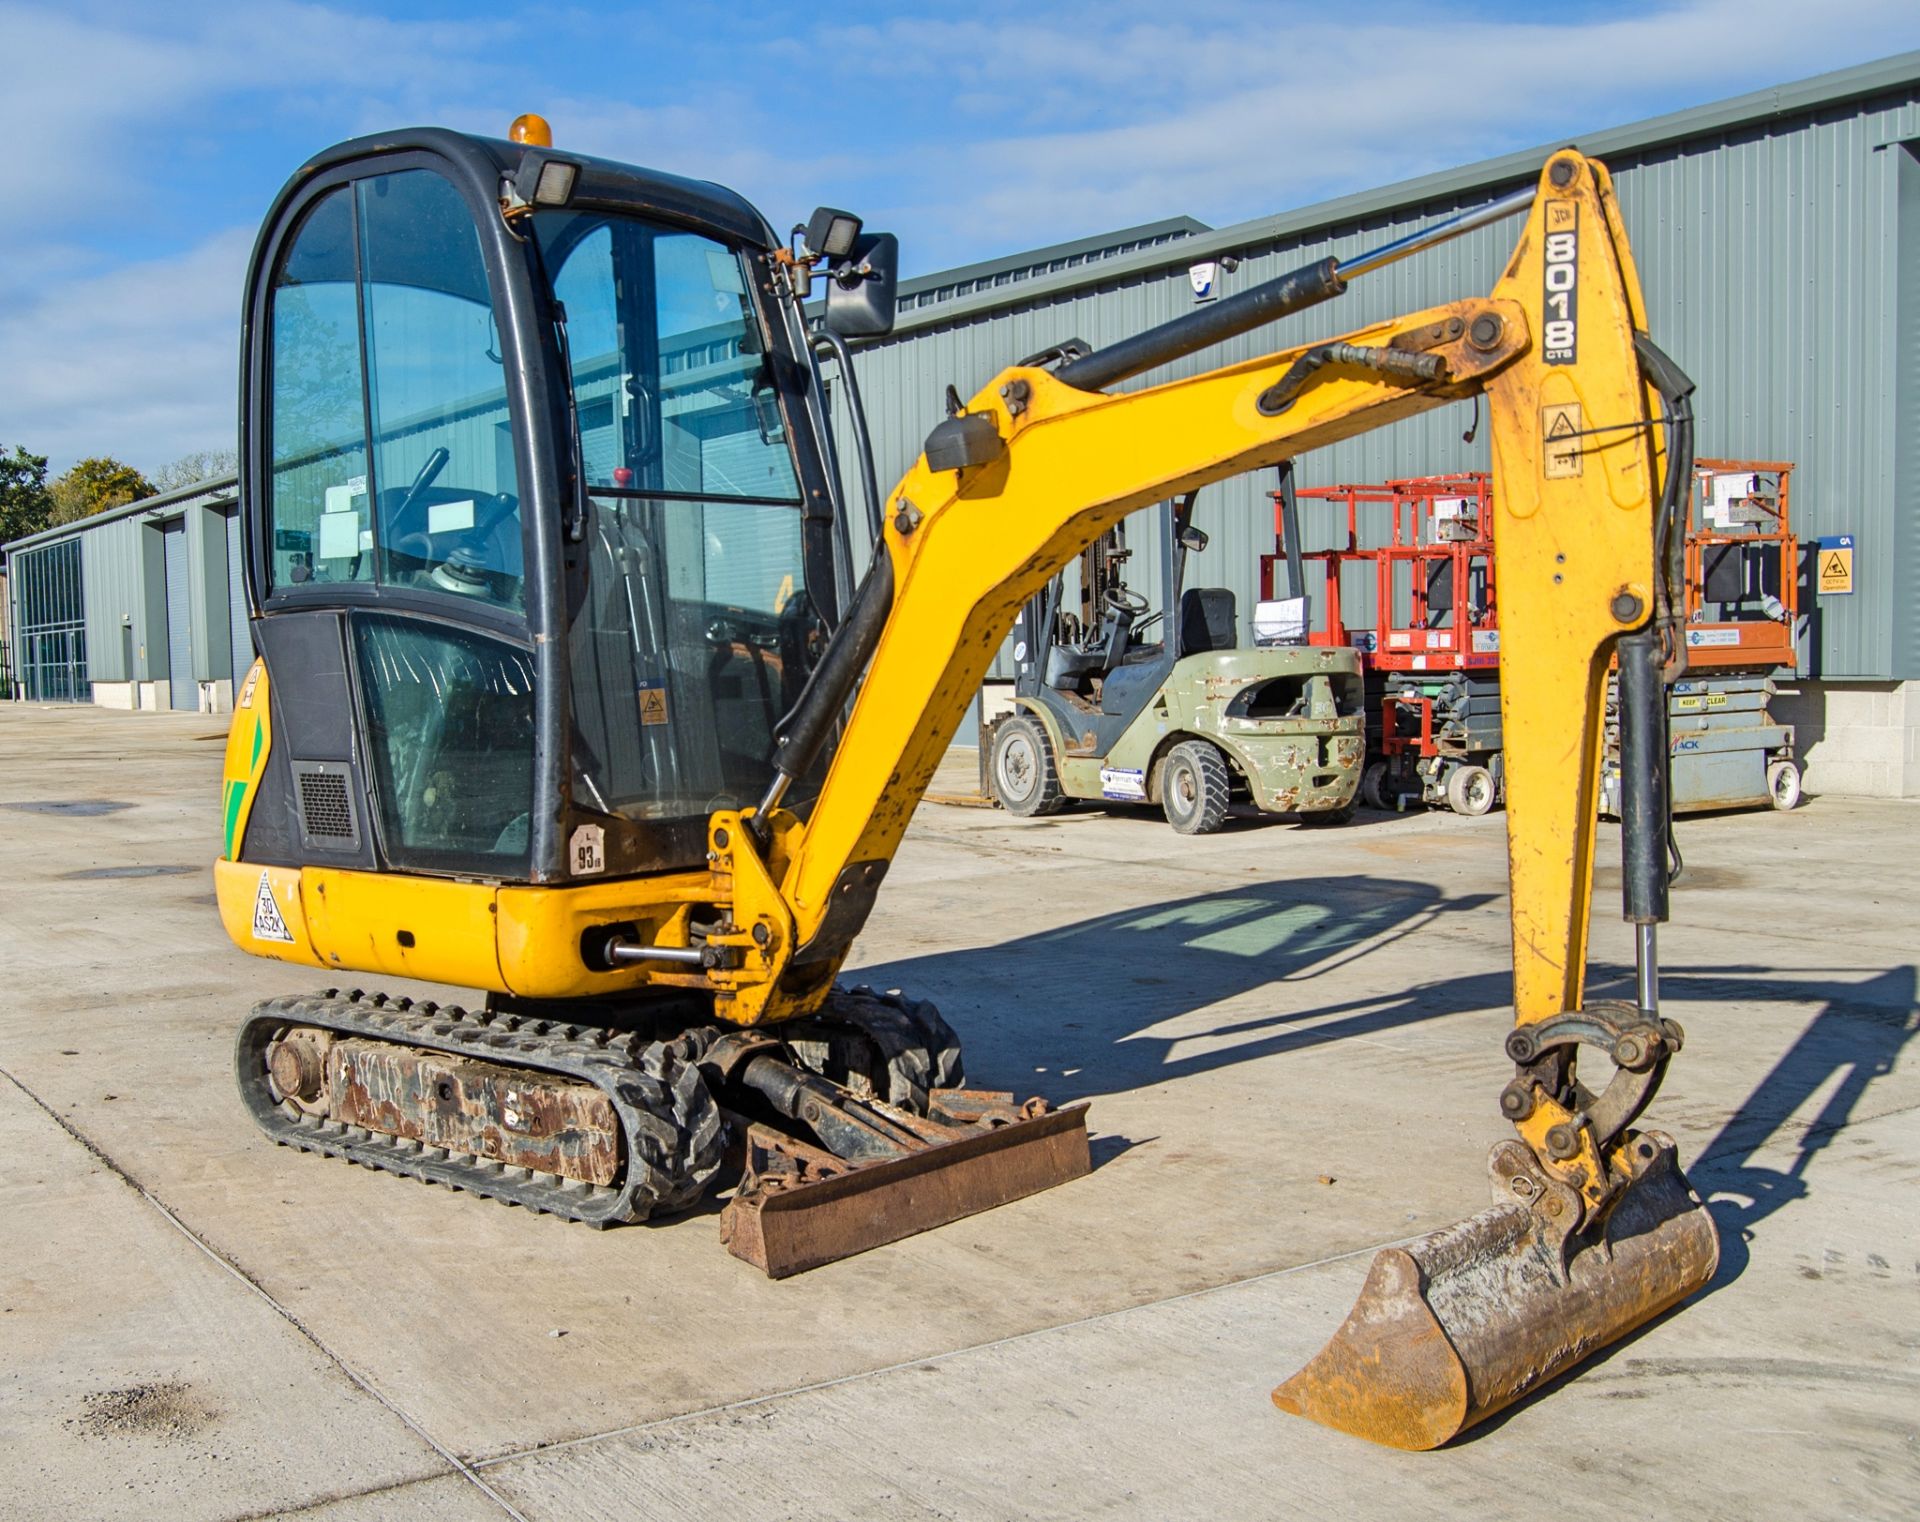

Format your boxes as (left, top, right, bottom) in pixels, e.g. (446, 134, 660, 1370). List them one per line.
(3, 0, 1917, 475)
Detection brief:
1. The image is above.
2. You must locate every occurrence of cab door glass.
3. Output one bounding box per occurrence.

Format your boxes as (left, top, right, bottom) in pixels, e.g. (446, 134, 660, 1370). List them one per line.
(354, 615, 535, 872)
(267, 187, 372, 591)
(359, 170, 525, 608)
(571, 493, 816, 823)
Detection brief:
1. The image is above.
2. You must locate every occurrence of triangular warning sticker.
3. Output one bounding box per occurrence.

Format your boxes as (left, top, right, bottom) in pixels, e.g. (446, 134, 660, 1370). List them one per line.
(1823, 553, 1845, 577)
(252, 870, 295, 943)
(1547, 411, 1577, 437)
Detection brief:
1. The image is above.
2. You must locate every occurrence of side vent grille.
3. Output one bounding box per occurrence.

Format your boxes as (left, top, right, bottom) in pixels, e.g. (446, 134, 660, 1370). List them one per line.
(291, 761, 360, 851)
(299, 771, 353, 838)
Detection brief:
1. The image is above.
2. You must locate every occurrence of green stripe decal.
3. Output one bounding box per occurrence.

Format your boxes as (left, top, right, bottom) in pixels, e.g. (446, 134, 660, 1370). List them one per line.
(223, 779, 246, 861)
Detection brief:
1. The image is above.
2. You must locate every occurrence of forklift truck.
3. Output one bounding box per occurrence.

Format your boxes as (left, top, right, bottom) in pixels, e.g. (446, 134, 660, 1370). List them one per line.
(982, 490, 1363, 833)
(1263, 471, 1504, 815)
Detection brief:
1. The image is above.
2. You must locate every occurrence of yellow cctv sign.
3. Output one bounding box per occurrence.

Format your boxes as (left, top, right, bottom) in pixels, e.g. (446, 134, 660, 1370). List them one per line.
(1816, 535, 1854, 596)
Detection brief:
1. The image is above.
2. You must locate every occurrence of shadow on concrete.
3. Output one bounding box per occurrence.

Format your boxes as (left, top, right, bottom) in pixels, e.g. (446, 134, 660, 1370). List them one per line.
(866, 875, 1915, 1299)
(1033, 800, 1425, 834)
(1456, 959, 1919, 1443)
(1678, 963, 1920, 1288)
(858, 874, 1499, 1105)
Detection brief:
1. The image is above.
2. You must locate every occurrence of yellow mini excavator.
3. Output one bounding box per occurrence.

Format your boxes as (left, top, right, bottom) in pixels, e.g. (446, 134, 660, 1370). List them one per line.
(217, 114, 1716, 1447)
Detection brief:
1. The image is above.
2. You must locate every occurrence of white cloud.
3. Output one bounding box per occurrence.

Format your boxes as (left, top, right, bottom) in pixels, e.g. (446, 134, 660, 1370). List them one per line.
(0, 1, 514, 229)
(0, 228, 250, 474)
(819, 0, 1920, 255)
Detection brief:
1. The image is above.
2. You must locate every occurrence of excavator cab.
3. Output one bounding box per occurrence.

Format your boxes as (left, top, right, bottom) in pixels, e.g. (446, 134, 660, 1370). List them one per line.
(233, 126, 855, 895)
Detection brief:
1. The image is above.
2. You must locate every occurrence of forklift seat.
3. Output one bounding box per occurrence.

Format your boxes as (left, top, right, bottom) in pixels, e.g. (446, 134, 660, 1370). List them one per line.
(1180, 587, 1238, 655)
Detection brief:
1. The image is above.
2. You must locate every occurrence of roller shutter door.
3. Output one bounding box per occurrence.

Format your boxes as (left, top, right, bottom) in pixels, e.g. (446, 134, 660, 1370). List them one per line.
(162, 519, 194, 709)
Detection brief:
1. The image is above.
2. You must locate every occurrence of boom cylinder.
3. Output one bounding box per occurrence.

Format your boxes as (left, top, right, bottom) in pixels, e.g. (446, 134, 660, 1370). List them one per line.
(1617, 631, 1669, 1013)
(1056, 259, 1345, 393)
(1054, 184, 1535, 395)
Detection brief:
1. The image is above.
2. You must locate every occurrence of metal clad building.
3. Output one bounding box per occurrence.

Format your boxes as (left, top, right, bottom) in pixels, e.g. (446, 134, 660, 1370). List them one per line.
(6, 479, 245, 710)
(842, 55, 1920, 722)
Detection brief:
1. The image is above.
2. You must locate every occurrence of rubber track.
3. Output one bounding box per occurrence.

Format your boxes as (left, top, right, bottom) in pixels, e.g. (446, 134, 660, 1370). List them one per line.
(236, 990, 724, 1228)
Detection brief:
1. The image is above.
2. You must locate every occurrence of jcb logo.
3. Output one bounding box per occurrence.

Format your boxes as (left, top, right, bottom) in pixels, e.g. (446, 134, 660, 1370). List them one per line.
(1543, 202, 1578, 364)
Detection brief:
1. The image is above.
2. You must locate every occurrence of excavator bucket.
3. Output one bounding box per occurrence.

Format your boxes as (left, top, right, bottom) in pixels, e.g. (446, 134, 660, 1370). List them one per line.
(1273, 1135, 1718, 1450)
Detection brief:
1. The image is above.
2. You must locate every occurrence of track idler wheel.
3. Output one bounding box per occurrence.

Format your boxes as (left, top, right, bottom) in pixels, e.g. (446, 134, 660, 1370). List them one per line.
(1273, 1132, 1717, 1449)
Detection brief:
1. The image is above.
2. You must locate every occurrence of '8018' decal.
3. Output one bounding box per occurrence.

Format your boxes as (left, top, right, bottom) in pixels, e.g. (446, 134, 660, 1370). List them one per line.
(1542, 201, 1578, 364)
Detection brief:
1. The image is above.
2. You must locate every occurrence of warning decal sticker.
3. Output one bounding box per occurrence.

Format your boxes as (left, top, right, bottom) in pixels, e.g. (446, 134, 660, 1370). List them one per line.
(1543, 402, 1583, 479)
(638, 680, 670, 726)
(252, 871, 295, 944)
(569, 824, 606, 876)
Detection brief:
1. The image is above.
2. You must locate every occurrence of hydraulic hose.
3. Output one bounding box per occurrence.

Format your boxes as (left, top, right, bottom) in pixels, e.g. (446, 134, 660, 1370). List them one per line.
(752, 547, 896, 836)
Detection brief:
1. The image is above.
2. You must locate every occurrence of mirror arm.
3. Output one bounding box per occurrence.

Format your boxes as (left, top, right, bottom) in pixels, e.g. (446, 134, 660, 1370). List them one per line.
(811, 329, 885, 552)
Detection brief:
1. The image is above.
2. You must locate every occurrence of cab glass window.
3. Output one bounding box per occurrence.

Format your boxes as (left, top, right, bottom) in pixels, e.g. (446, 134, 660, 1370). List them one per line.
(359, 170, 524, 608)
(541, 214, 799, 501)
(268, 188, 371, 591)
(353, 615, 534, 872)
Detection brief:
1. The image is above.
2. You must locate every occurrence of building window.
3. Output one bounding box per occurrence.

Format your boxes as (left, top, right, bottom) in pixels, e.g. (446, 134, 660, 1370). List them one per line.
(13, 538, 87, 701)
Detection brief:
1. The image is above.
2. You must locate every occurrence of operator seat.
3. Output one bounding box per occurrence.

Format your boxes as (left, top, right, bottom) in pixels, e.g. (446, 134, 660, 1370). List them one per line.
(1425, 560, 1455, 626)
(1179, 587, 1238, 655)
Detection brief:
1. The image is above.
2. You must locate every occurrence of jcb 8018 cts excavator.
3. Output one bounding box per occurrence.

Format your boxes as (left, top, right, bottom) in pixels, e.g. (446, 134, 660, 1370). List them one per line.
(217, 114, 1716, 1449)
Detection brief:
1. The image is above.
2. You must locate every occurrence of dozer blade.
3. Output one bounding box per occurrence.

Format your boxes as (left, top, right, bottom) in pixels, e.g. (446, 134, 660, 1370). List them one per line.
(721, 1096, 1091, 1277)
(1273, 1134, 1718, 1450)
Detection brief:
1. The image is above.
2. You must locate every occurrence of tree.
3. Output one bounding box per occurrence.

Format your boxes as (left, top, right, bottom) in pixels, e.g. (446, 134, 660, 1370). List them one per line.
(47, 457, 156, 527)
(152, 447, 238, 492)
(0, 444, 54, 544)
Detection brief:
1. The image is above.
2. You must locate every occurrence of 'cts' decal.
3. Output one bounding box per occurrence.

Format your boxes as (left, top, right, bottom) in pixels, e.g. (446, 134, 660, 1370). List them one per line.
(1542, 201, 1578, 364)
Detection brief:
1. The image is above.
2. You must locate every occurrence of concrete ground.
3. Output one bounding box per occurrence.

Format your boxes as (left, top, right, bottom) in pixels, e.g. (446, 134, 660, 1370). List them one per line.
(1, 704, 1915, 1522)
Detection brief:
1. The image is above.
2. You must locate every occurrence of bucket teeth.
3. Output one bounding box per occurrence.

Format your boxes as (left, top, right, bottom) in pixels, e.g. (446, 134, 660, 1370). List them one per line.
(1274, 1133, 1718, 1449)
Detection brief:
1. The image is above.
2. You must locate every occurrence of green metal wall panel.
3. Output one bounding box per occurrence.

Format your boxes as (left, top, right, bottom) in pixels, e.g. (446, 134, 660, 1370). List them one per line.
(842, 71, 1920, 682)
(1894, 142, 1920, 682)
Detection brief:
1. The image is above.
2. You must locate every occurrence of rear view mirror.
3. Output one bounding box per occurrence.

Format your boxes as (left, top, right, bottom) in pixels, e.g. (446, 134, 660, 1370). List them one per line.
(1178, 525, 1209, 553)
(825, 232, 898, 339)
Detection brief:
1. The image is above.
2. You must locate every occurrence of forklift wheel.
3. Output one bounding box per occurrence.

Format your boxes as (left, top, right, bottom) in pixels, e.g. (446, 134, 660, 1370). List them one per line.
(1767, 758, 1802, 811)
(1360, 760, 1390, 811)
(989, 714, 1067, 817)
(1161, 740, 1231, 835)
(1445, 764, 1497, 817)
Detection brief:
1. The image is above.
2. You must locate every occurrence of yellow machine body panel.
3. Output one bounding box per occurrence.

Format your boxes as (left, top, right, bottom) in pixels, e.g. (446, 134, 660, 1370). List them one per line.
(213, 857, 737, 998)
(220, 659, 270, 865)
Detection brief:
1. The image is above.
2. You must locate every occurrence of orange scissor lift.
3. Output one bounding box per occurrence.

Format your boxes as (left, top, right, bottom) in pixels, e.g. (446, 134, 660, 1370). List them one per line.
(1603, 457, 1805, 812)
(1262, 461, 1803, 815)
(1262, 471, 1506, 814)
